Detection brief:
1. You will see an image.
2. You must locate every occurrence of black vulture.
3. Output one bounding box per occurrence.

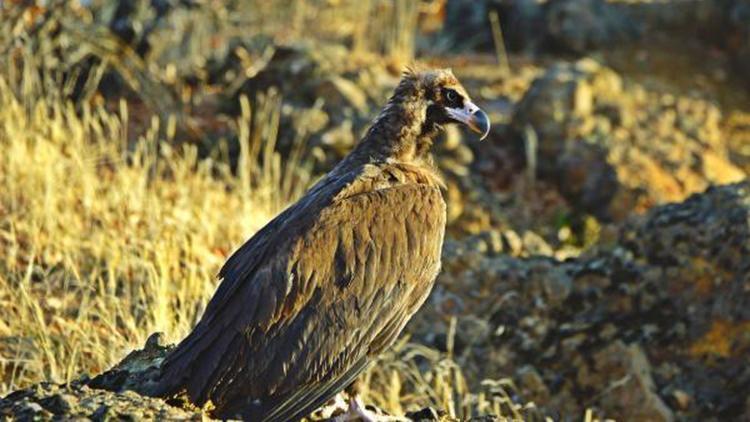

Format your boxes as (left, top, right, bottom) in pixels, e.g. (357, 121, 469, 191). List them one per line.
(155, 67, 490, 421)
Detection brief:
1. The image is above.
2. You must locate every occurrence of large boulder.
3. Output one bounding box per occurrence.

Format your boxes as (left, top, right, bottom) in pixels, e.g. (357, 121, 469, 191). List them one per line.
(543, 0, 639, 53)
(479, 0, 747, 87)
(511, 59, 745, 219)
(447, 0, 638, 54)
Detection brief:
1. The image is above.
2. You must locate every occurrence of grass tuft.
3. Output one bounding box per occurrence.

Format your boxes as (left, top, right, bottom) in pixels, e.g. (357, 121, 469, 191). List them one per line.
(0, 61, 283, 393)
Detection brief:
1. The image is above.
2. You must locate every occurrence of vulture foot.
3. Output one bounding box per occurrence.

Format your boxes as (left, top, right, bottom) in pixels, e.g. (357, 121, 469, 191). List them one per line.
(331, 396, 409, 422)
(315, 392, 350, 419)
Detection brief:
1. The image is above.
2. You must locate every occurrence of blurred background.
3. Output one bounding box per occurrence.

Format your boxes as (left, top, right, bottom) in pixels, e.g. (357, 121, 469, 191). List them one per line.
(0, 0, 749, 420)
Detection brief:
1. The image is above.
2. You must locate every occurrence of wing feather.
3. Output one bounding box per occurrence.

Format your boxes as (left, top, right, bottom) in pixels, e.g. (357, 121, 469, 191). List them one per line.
(157, 175, 446, 421)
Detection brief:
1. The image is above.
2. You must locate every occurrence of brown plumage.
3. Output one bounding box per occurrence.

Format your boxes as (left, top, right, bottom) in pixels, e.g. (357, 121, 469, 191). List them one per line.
(154, 67, 490, 421)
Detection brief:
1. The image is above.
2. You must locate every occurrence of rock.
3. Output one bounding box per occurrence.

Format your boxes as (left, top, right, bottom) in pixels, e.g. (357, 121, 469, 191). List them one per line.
(409, 182, 750, 420)
(477, 230, 505, 256)
(215, 41, 401, 177)
(492, 0, 547, 53)
(544, 0, 639, 54)
(484, 0, 746, 87)
(0, 381, 202, 420)
(670, 389, 691, 410)
(581, 342, 674, 422)
(512, 59, 745, 219)
(440, 0, 497, 51)
(461, 0, 638, 54)
(230, 42, 351, 100)
(87, 333, 171, 395)
(455, 315, 492, 353)
(554, 141, 619, 217)
(4, 185, 748, 422)
(1, 331, 499, 421)
(38, 393, 77, 414)
(145, 332, 167, 349)
(516, 365, 550, 405)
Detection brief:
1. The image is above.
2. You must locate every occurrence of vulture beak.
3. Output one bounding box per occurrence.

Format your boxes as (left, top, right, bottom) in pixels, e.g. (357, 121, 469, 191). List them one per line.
(447, 100, 491, 140)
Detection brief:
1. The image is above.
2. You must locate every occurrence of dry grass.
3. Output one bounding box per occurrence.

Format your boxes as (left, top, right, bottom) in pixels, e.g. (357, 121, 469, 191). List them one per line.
(0, 63, 284, 390)
(363, 339, 536, 420)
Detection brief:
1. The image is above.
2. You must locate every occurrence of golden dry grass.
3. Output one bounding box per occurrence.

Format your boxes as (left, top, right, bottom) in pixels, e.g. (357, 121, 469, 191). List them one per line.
(0, 55, 537, 420)
(0, 71, 282, 390)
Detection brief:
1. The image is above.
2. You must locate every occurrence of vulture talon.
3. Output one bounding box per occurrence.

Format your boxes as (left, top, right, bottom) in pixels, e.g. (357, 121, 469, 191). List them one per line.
(317, 392, 350, 419)
(332, 396, 409, 422)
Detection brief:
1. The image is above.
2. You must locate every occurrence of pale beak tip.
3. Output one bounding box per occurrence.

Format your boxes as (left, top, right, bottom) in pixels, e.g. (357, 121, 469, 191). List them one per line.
(473, 109, 491, 141)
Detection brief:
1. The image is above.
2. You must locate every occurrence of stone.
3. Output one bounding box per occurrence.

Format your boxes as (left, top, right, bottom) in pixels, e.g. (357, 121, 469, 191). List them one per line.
(0, 380, 202, 420)
(586, 342, 674, 422)
(145, 332, 166, 349)
(670, 389, 691, 410)
(408, 182, 750, 420)
(545, 0, 638, 54)
(39, 393, 77, 414)
(516, 365, 550, 404)
(511, 59, 745, 219)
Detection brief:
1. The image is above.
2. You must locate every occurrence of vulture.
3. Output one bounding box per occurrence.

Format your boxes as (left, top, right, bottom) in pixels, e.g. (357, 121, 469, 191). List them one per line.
(155, 67, 490, 421)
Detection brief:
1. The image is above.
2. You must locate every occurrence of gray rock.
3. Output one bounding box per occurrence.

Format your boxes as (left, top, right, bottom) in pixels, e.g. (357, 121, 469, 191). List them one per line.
(582, 342, 674, 422)
(512, 59, 745, 219)
(544, 0, 639, 53)
(516, 365, 550, 404)
(0, 381, 202, 420)
(410, 182, 750, 420)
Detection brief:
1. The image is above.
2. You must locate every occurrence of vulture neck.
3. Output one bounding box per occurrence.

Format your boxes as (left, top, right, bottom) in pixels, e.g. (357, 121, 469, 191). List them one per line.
(354, 84, 437, 166)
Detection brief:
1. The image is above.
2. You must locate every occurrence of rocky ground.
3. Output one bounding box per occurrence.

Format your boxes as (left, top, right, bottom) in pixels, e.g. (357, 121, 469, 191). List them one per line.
(413, 182, 750, 421)
(2, 0, 750, 420)
(3, 182, 749, 420)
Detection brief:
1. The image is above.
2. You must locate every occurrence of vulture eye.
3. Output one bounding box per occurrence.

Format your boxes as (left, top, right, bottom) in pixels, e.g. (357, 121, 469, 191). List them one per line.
(444, 88, 458, 103)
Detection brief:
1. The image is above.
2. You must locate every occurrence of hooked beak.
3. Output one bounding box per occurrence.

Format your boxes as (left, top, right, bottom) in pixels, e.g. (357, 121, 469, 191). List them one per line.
(446, 100, 491, 140)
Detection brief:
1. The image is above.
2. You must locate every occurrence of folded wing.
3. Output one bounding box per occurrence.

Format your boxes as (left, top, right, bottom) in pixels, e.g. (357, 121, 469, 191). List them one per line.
(158, 177, 446, 421)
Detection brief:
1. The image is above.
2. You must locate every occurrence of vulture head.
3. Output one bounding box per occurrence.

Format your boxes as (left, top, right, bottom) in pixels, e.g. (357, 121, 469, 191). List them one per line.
(401, 67, 491, 141)
(355, 66, 490, 164)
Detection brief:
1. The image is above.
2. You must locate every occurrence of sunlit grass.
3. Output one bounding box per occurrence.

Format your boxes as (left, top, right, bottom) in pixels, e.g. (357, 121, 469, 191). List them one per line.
(363, 339, 536, 420)
(0, 84, 242, 387)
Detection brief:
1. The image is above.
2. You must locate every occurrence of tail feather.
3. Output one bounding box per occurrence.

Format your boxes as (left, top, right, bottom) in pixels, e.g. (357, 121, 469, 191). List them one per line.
(215, 356, 369, 422)
(152, 322, 224, 402)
